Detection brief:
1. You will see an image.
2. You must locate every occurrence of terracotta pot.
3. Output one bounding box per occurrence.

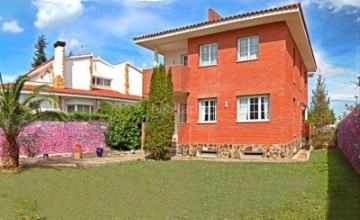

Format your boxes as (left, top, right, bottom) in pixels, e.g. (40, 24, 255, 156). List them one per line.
(73, 145, 82, 159)
(43, 154, 49, 161)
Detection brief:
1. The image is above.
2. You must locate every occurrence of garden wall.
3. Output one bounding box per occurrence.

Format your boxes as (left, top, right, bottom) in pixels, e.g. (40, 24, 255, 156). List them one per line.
(337, 105, 360, 174)
(0, 121, 109, 157)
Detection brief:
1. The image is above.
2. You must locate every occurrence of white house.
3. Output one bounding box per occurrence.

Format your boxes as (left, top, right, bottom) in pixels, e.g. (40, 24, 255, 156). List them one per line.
(21, 41, 142, 113)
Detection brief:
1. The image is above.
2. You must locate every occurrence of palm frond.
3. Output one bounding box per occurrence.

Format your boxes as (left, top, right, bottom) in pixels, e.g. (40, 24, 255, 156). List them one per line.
(22, 84, 49, 105)
(35, 110, 69, 121)
(12, 75, 29, 103)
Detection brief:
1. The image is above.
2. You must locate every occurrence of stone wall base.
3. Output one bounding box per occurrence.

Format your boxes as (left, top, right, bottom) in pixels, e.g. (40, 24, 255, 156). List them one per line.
(176, 139, 303, 159)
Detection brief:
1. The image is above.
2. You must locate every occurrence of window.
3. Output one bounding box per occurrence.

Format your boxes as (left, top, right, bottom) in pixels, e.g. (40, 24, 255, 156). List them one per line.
(199, 99, 217, 122)
(200, 44, 217, 66)
(238, 95, 269, 122)
(179, 103, 187, 123)
(92, 77, 111, 87)
(67, 104, 93, 113)
(181, 55, 188, 66)
(238, 36, 258, 61)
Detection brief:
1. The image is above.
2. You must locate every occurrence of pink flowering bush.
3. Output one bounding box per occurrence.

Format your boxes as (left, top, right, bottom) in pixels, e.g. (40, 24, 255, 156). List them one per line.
(0, 121, 109, 157)
(337, 105, 360, 174)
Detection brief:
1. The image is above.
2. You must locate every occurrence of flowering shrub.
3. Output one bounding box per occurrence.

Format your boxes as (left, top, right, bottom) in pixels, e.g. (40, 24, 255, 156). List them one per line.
(337, 105, 360, 174)
(0, 121, 109, 157)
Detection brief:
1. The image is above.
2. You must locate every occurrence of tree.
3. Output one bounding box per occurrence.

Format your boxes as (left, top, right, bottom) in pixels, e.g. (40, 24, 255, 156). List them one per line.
(0, 72, 66, 172)
(308, 74, 336, 148)
(144, 65, 174, 159)
(338, 103, 355, 121)
(31, 34, 48, 68)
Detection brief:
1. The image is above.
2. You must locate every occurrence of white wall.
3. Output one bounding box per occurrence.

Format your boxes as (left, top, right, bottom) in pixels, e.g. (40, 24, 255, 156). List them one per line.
(65, 57, 91, 90)
(128, 65, 142, 96)
(164, 49, 187, 67)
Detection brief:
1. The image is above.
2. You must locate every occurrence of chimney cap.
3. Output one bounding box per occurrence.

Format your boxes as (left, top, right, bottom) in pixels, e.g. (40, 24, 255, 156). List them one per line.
(54, 41, 66, 48)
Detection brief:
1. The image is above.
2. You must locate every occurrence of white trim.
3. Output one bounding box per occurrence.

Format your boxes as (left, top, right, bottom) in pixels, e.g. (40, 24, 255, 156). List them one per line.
(20, 91, 139, 103)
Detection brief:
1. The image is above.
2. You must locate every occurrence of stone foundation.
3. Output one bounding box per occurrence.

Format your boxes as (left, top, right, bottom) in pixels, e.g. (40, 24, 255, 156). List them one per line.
(176, 139, 303, 159)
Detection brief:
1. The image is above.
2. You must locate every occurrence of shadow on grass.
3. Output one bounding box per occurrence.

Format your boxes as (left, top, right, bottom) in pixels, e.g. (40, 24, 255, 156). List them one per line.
(327, 148, 360, 219)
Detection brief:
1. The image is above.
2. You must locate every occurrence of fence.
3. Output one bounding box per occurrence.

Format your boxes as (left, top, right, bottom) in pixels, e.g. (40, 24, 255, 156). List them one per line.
(337, 105, 360, 174)
(0, 121, 109, 157)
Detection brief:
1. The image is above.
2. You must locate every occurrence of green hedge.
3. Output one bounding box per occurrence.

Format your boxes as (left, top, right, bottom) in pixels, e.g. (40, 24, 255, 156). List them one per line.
(105, 101, 146, 150)
(68, 112, 109, 121)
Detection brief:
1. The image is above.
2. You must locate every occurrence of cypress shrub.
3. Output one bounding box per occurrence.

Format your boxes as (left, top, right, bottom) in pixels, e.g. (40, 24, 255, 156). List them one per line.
(144, 65, 175, 159)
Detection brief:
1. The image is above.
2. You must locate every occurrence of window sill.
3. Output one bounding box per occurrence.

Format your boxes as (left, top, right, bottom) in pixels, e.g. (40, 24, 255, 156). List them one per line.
(236, 120, 270, 123)
(199, 64, 218, 68)
(197, 121, 217, 124)
(92, 85, 111, 89)
(236, 58, 258, 63)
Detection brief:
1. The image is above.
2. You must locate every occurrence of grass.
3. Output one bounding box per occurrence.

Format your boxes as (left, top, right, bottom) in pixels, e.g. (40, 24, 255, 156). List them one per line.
(0, 148, 359, 219)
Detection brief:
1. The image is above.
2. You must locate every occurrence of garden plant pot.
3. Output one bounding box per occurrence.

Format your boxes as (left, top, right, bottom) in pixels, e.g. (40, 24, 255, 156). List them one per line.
(96, 148, 104, 157)
(73, 145, 82, 159)
(43, 154, 49, 161)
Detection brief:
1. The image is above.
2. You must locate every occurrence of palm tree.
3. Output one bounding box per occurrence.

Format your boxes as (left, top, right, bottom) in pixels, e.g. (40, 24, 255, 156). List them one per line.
(0, 72, 66, 172)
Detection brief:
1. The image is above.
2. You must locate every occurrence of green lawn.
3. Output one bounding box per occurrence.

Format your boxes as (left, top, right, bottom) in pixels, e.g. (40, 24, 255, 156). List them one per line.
(1, 149, 359, 220)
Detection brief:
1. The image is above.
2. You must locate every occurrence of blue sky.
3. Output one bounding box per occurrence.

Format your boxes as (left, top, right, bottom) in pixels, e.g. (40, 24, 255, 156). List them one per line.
(0, 0, 359, 117)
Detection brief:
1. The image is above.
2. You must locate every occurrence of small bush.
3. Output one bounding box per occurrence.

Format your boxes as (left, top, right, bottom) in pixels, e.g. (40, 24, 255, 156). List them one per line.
(105, 101, 146, 150)
(68, 112, 109, 121)
(311, 127, 336, 149)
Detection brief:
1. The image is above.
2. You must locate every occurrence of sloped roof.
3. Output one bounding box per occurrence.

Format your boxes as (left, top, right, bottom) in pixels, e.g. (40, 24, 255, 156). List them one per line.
(22, 84, 142, 101)
(133, 4, 301, 41)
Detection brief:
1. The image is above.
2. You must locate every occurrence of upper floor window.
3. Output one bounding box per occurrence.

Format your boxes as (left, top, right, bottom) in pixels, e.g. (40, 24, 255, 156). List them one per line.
(67, 104, 94, 113)
(238, 36, 259, 61)
(181, 55, 188, 66)
(199, 99, 217, 123)
(92, 77, 111, 87)
(200, 43, 217, 66)
(238, 95, 269, 122)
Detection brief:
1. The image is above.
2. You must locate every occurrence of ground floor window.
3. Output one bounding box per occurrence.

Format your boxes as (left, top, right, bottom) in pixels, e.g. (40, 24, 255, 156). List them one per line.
(67, 104, 94, 113)
(238, 95, 269, 121)
(199, 99, 217, 122)
(179, 103, 187, 123)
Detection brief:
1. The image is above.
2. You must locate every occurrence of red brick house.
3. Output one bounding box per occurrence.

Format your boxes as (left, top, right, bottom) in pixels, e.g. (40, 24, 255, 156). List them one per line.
(134, 4, 316, 159)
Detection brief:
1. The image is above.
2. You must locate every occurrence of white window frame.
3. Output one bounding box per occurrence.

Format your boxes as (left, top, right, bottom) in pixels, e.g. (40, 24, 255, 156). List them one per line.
(67, 104, 94, 113)
(238, 36, 259, 61)
(181, 55, 188, 66)
(179, 103, 187, 123)
(237, 95, 270, 122)
(92, 76, 112, 87)
(200, 43, 218, 66)
(199, 99, 217, 123)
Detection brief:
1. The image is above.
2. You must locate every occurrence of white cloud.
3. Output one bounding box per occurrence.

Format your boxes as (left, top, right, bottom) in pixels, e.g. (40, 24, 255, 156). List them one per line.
(2, 20, 24, 33)
(34, 0, 84, 29)
(94, 9, 170, 37)
(272, 0, 359, 11)
(314, 51, 356, 76)
(122, 0, 174, 8)
(57, 32, 83, 53)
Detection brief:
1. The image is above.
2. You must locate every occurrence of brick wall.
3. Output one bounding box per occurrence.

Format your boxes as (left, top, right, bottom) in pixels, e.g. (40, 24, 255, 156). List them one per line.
(184, 21, 308, 145)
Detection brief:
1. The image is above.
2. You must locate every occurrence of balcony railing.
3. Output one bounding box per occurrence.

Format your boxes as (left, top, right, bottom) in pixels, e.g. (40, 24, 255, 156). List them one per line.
(143, 65, 189, 96)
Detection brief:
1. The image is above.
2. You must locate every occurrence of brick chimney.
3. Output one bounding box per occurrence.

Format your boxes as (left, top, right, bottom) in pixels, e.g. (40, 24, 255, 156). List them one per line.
(53, 41, 66, 88)
(208, 8, 222, 21)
